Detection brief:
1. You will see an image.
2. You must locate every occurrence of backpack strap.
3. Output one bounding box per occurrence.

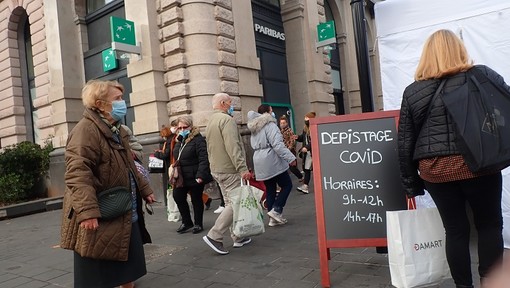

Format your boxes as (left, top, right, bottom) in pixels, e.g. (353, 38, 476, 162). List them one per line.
(426, 79, 447, 117)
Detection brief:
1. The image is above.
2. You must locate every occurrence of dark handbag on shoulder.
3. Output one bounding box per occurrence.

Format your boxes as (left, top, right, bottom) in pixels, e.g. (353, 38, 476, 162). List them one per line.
(97, 186, 132, 220)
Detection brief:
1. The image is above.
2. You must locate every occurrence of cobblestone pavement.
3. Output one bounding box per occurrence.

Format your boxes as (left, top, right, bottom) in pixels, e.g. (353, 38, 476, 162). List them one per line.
(0, 178, 460, 288)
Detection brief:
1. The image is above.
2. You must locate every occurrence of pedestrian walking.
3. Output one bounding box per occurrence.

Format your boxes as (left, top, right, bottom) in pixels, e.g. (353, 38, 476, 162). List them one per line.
(398, 29, 510, 288)
(279, 115, 304, 182)
(60, 80, 156, 288)
(202, 92, 252, 255)
(248, 104, 297, 227)
(296, 111, 315, 194)
(171, 116, 213, 235)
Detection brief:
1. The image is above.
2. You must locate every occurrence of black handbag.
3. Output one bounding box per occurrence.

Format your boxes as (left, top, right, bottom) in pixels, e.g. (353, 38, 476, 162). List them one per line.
(97, 186, 132, 220)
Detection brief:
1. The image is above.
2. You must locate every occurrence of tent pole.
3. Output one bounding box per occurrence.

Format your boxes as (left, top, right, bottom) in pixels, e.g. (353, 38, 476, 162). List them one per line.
(350, 0, 374, 112)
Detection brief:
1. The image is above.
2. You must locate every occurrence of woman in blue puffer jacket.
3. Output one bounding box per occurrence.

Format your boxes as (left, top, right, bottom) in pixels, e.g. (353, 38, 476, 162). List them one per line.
(247, 104, 297, 227)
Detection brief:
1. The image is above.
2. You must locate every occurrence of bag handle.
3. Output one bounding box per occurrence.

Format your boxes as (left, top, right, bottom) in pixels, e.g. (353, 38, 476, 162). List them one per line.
(407, 197, 416, 210)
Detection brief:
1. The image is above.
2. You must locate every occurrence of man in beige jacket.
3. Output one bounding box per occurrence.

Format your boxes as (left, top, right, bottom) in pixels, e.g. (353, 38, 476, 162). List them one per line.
(202, 93, 252, 255)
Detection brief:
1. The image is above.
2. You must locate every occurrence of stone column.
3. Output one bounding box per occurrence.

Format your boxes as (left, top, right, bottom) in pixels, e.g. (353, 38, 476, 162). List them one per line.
(44, 0, 86, 148)
(336, 0, 363, 113)
(231, 0, 263, 123)
(125, 0, 168, 135)
(281, 0, 334, 123)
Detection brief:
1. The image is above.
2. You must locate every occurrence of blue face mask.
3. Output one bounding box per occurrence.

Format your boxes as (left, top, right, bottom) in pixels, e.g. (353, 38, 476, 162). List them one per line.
(227, 105, 234, 116)
(271, 112, 276, 118)
(179, 129, 190, 138)
(110, 100, 127, 122)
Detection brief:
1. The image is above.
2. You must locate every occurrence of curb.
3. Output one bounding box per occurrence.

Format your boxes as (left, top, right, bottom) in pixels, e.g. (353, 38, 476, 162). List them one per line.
(0, 196, 63, 220)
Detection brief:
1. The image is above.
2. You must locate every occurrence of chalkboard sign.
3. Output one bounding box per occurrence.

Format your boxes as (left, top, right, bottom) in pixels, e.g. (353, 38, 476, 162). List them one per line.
(318, 116, 406, 240)
(311, 110, 407, 288)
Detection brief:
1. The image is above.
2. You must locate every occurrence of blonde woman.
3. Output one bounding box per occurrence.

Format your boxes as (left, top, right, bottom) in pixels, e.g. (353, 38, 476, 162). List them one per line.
(60, 80, 156, 288)
(398, 29, 510, 288)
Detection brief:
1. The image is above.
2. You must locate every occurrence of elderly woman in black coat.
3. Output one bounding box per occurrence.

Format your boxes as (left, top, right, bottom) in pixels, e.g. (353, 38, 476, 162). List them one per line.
(172, 116, 213, 234)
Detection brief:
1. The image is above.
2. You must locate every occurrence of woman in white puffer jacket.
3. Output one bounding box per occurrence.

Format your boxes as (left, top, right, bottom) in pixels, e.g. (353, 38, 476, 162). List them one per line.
(247, 104, 297, 227)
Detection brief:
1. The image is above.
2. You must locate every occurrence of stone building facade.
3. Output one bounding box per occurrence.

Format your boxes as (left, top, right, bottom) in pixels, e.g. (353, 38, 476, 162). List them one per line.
(0, 0, 381, 197)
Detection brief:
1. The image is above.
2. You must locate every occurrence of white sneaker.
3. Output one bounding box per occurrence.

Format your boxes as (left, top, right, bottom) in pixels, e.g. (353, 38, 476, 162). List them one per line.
(233, 238, 252, 248)
(297, 184, 309, 194)
(269, 218, 287, 227)
(267, 209, 286, 224)
(213, 206, 225, 214)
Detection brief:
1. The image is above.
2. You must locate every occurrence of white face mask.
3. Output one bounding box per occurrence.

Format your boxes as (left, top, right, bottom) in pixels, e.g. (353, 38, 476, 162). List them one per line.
(170, 127, 177, 134)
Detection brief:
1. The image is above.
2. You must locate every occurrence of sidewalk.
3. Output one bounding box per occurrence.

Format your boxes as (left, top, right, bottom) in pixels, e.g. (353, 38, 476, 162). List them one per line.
(0, 179, 457, 288)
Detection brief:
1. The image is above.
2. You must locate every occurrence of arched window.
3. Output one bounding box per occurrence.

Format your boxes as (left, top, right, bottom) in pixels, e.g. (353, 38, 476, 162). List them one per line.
(18, 12, 37, 142)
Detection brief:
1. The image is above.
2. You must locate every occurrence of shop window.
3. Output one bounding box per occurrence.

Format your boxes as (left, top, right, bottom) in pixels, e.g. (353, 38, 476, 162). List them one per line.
(252, 0, 280, 8)
(83, 1, 134, 130)
(87, 0, 116, 14)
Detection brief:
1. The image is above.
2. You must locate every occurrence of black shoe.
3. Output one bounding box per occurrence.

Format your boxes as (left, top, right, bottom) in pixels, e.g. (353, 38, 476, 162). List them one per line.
(205, 198, 212, 210)
(176, 223, 193, 234)
(192, 225, 203, 234)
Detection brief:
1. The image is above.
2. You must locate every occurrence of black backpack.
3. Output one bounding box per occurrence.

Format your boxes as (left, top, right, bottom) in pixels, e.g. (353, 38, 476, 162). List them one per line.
(435, 68, 510, 172)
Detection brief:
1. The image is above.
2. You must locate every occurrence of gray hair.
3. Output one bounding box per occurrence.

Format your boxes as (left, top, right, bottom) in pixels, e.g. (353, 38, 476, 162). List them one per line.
(212, 93, 231, 109)
(176, 115, 193, 127)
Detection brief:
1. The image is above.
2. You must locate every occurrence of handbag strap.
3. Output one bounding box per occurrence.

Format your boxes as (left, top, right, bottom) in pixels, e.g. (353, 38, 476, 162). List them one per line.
(176, 142, 188, 161)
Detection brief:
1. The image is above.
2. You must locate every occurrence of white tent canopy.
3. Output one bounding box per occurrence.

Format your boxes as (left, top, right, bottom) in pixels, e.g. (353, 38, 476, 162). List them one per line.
(374, 0, 510, 248)
(375, 0, 510, 110)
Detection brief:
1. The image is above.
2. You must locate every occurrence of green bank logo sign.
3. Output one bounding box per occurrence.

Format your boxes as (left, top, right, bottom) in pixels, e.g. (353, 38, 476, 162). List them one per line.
(254, 23, 285, 41)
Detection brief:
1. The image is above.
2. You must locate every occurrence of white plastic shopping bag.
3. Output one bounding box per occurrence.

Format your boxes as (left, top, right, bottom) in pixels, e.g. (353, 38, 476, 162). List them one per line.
(415, 190, 436, 209)
(166, 187, 181, 222)
(387, 207, 450, 288)
(230, 181, 265, 238)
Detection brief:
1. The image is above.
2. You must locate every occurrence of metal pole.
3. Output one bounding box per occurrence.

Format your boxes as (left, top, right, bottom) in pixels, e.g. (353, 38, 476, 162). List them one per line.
(350, 0, 374, 112)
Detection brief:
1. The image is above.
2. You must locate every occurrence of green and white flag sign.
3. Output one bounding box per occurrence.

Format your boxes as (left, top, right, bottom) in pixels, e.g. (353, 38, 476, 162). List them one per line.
(102, 48, 118, 72)
(317, 21, 336, 42)
(110, 16, 136, 46)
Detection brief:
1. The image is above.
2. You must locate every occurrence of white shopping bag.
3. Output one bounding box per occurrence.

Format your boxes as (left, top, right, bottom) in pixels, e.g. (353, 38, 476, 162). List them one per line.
(166, 188, 181, 222)
(230, 181, 265, 238)
(387, 207, 451, 288)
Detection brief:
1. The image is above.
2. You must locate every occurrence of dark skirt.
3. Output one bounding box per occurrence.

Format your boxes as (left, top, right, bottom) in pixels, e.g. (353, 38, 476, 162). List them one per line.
(74, 223, 147, 288)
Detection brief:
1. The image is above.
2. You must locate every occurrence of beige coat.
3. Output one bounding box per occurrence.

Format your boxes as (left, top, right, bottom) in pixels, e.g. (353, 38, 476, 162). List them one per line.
(60, 109, 153, 261)
(205, 110, 249, 174)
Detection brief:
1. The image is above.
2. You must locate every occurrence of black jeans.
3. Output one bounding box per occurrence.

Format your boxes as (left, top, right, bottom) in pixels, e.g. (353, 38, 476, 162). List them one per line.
(303, 169, 312, 185)
(424, 172, 503, 287)
(264, 171, 293, 214)
(173, 183, 205, 227)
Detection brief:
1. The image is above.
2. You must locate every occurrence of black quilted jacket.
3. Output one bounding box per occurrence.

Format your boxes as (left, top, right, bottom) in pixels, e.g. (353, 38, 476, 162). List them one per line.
(398, 65, 510, 197)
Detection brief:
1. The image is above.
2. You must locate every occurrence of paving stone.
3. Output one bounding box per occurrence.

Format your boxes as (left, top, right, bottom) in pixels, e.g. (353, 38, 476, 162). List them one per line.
(1, 275, 33, 288)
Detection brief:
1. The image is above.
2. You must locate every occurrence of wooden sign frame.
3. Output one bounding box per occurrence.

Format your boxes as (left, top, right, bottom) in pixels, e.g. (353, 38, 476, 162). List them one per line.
(310, 110, 401, 287)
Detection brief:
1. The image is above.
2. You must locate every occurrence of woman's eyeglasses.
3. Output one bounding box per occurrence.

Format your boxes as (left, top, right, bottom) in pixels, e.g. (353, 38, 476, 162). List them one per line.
(177, 126, 189, 130)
